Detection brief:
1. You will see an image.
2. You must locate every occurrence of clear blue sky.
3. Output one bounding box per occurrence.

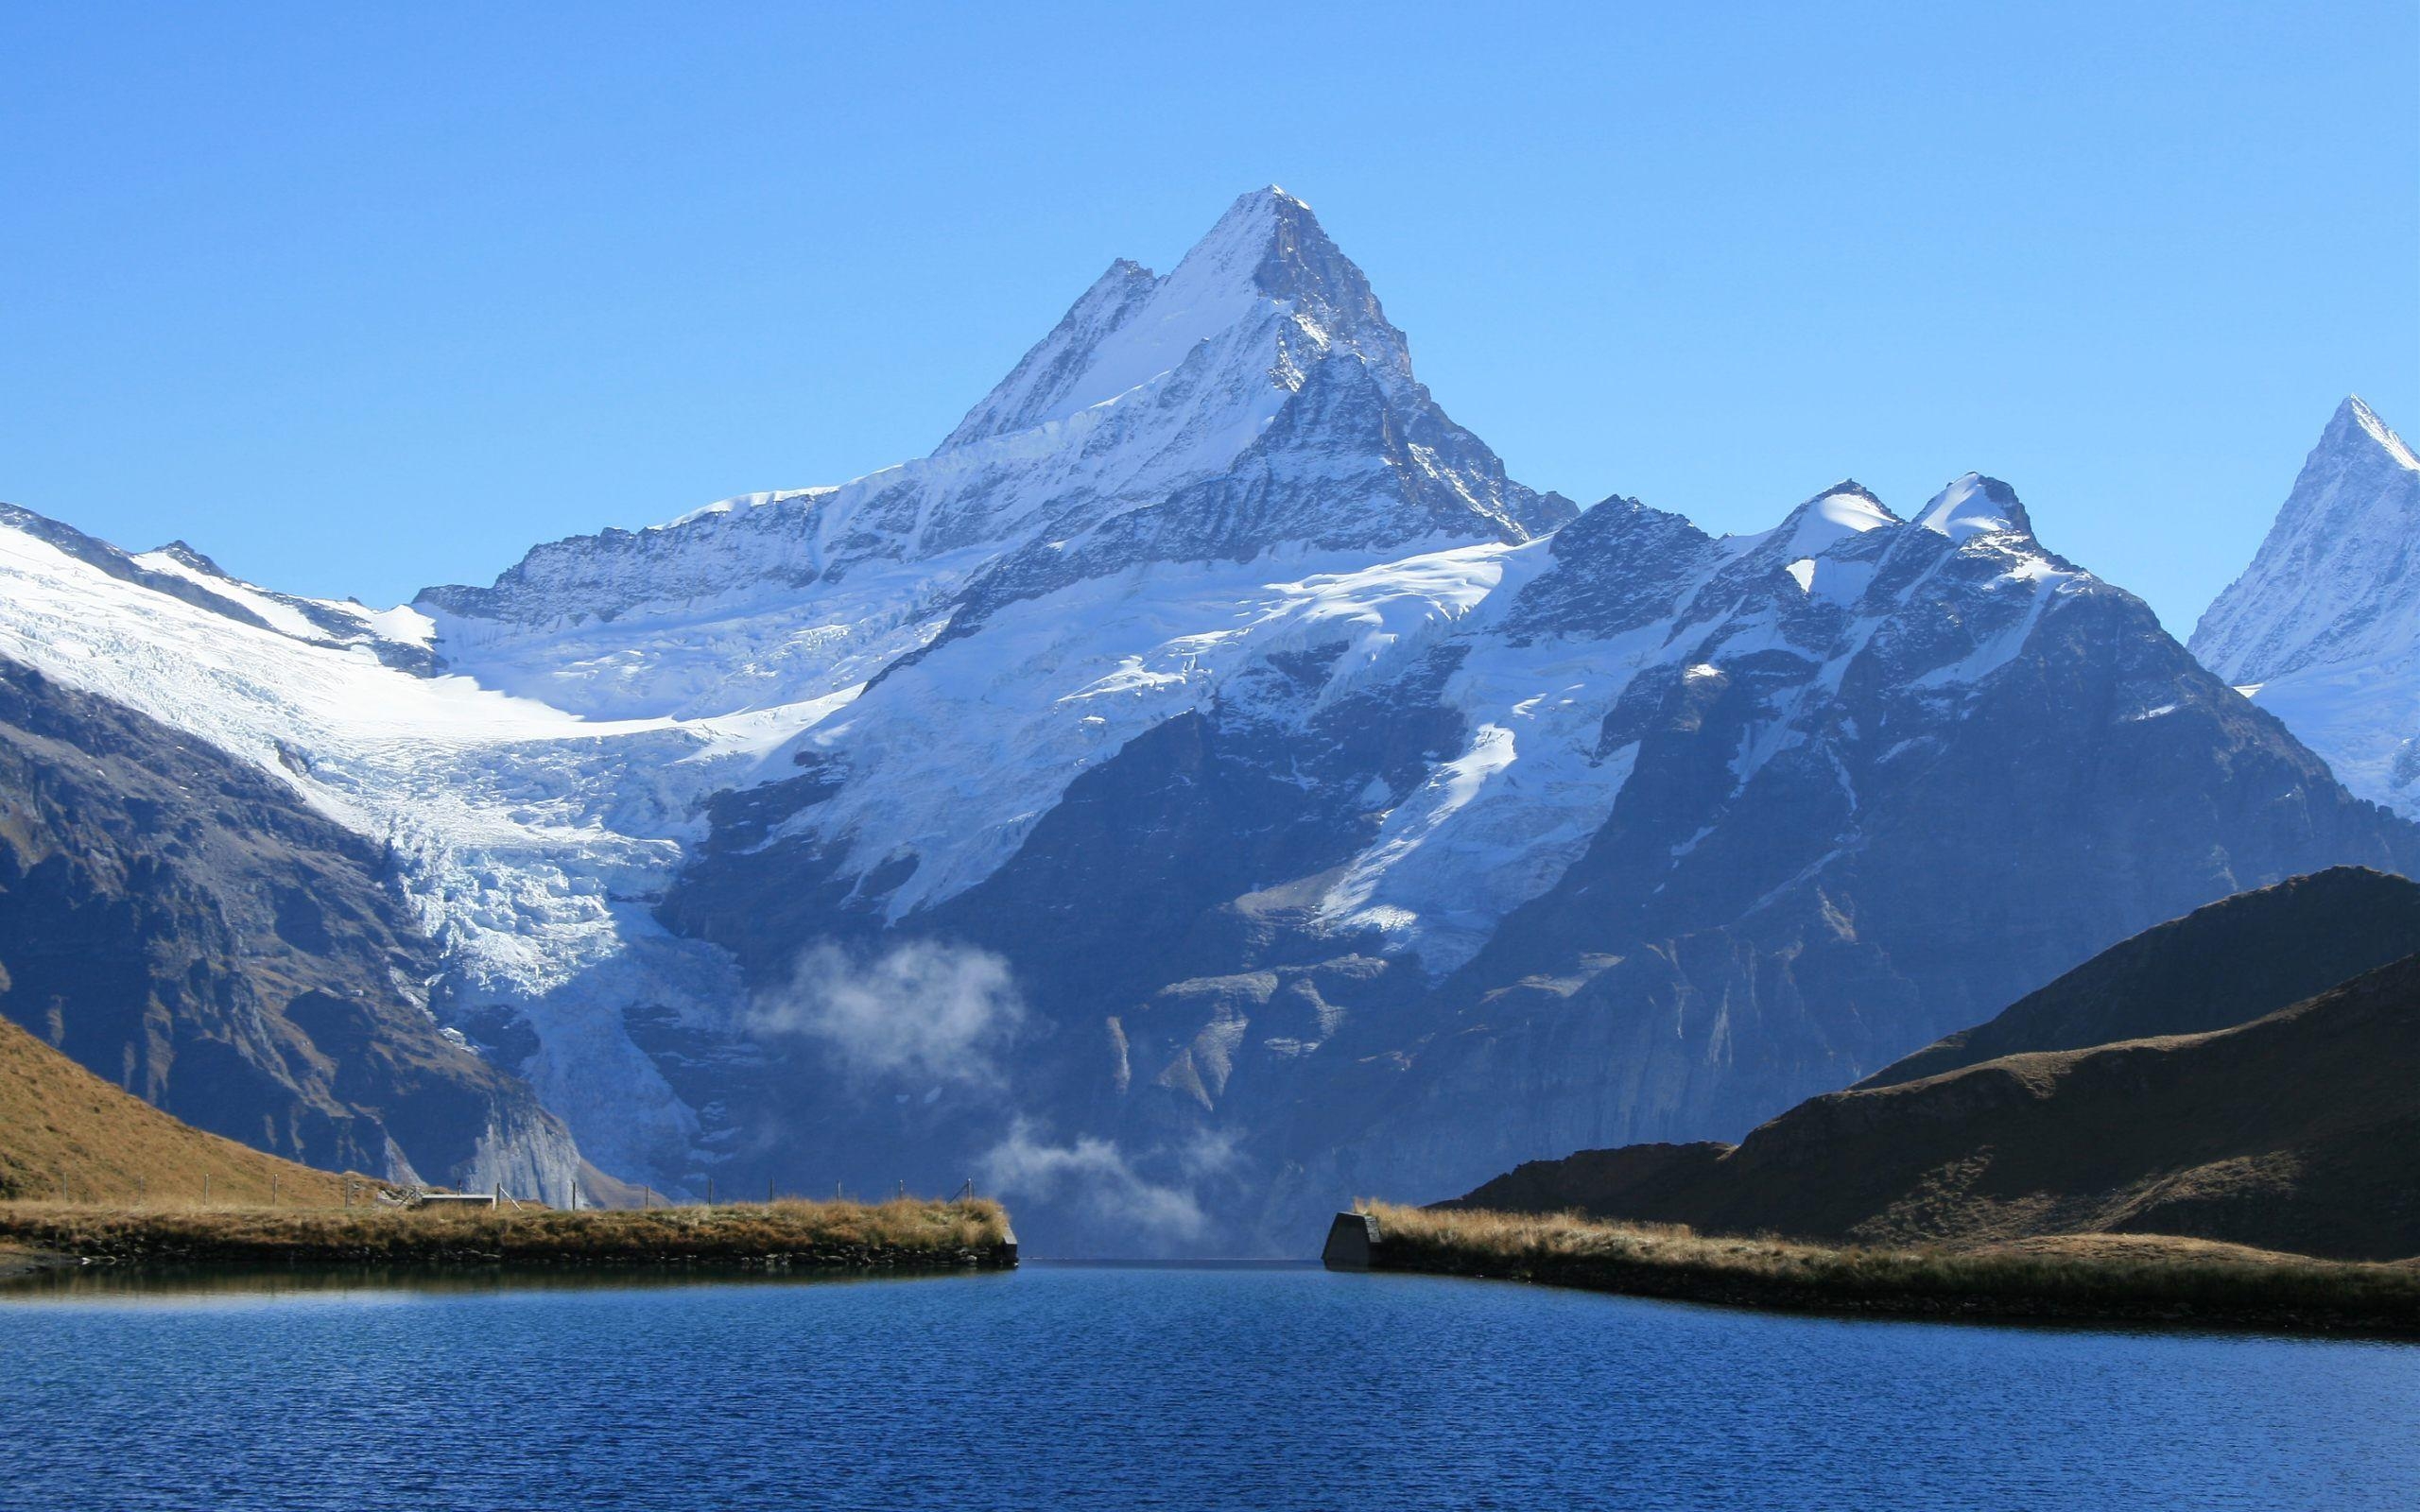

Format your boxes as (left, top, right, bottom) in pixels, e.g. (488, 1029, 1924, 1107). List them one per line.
(3, 3, 2412, 631)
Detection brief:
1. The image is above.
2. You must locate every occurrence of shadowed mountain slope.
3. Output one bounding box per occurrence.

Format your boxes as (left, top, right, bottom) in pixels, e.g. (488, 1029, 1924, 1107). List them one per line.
(1859, 866, 2420, 1088)
(1449, 950, 2420, 1263)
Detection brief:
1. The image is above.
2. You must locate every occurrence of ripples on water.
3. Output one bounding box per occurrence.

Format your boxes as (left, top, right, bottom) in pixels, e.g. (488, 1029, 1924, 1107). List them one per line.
(1, 1262, 2413, 1510)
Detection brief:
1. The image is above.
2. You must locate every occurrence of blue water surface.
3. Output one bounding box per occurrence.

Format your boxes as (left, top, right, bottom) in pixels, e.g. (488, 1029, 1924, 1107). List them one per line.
(1, 1262, 2413, 1511)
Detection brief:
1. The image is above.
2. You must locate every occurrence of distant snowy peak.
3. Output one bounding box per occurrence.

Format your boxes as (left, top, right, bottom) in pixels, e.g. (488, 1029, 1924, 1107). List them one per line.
(2185, 397, 2420, 818)
(0, 503, 433, 672)
(2191, 396, 2420, 684)
(2342, 393, 2420, 471)
(1743, 481, 1898, 562)
(1916, 473, 2035, 543)
(1731, 472, 2036, 563)
(1521, 469, 2072, 644)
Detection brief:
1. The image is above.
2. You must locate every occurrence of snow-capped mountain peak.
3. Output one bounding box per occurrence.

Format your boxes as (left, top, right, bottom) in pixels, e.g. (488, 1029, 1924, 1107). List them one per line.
(1762, 481, 1899, 558)
(938, 186, 1408, 451)
(2191, 395, 2420, 689)
(2338, 393, 2420, 471)
(1917, 472, 2035, 543)
(417, 188, 1563, 718)
(2186, 396, 2420, 816)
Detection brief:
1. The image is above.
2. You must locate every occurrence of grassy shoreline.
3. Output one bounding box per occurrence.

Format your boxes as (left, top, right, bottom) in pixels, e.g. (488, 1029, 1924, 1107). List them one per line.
(0, 1197, 1017, 1276)
(1345, 1203, 2420, 1337)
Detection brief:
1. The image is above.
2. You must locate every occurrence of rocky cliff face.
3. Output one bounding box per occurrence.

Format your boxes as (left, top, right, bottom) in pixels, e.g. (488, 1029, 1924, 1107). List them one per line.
(0, 190, 2411, 1250)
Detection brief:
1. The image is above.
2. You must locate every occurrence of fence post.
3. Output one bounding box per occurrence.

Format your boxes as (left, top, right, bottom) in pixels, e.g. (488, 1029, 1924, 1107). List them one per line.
(203, 1172, 211, 1205)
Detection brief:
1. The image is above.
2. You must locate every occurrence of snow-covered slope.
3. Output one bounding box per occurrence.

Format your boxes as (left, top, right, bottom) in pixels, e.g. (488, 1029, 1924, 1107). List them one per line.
(1, 191, 2409, 1251)
(416, 188, 1567, 720)
(0, 507, 846, 1193)
(661, 453, 2411, 1253)
(731, 471, 2091, 967)
(2191, 398, 2420, 815)
(0, 188, 1571, 1204)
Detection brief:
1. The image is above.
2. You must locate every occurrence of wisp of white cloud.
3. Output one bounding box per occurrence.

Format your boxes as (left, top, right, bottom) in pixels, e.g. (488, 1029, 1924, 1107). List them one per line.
(976, 1119, 1215, 1242)
(750, 939, 1026, 1087)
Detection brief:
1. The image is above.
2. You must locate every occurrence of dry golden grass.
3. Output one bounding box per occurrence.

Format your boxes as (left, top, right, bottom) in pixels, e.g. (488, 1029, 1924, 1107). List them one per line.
(0, 1196, 1013, 1268)
(1370, 1203, 1700, 1253)
(1359, 1201, 2420, 1332)
(0, 1017, 1015, 1273)
(0, 1014, 359, 1206)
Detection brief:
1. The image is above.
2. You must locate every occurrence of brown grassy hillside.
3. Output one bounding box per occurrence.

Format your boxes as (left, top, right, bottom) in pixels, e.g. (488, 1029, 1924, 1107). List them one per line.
(0, 1012, 356, 1205)
(1448, 952, 2420, 1262)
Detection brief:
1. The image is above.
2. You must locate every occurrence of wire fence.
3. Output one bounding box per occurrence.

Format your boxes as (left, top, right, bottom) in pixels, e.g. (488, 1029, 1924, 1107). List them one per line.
(15, 1169, 989, 1212)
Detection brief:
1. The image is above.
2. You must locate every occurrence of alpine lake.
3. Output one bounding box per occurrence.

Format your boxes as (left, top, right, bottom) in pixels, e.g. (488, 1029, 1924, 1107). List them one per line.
(2, 1259, 2414, 1510)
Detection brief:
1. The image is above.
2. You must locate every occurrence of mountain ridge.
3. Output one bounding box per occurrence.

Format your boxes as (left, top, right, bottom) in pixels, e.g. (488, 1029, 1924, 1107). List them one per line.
(0, 190, 2411, 1252)
(1860, 866, 2420, 1088)
(2188, 397, 2420, 818)
(1447, 911, 2420, 1263)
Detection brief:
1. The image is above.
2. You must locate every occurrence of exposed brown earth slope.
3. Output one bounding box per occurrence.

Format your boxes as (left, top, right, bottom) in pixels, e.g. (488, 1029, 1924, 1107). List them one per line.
(1860, 866, 2420, 1089)
(0, 1011, 354, 1205)
(1448, 953, 2420, 1262)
